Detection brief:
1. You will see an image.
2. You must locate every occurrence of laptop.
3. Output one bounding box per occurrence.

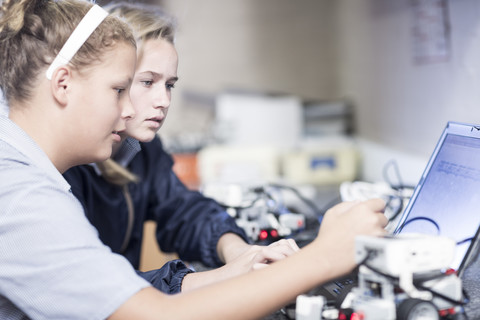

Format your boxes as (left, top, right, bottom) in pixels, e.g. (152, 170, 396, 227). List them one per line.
(394, 121, 480, 277)
(313, 121, 480, 304)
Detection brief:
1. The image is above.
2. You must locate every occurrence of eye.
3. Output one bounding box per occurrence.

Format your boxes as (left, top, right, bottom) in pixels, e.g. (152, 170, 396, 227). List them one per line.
(140, 80, 153, 87)
(166, 82, 176, 90)
(115, 88, 126, 97)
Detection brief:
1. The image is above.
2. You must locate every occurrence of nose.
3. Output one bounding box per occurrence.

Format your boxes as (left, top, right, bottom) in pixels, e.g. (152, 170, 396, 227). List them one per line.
(121, 94, 136, 120)
(153, 87, 171, 110)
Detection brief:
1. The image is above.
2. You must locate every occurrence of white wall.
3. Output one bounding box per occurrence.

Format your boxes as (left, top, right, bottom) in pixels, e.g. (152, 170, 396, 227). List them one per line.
(337, 0, 480, 158)
(155, 0, 480, 183)
(159, 0, 339, 140)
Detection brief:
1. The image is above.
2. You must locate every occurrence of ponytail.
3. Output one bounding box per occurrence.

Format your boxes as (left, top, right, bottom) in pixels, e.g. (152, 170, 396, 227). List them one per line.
(96, 159, 139, 186)
(0, 0, 36, 38)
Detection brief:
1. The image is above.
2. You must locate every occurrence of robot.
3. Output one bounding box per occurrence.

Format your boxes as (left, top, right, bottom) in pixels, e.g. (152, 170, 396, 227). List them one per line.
(339, 234, 466, 320)
(294, 234, 466, 320)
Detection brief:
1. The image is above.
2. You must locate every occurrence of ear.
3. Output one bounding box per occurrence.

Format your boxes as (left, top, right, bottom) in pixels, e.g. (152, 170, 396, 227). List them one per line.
(49, 66, 72, 107)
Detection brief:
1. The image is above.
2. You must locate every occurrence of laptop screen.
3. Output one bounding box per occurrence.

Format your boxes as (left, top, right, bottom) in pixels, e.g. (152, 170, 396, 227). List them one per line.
(394, 122, 480, 272)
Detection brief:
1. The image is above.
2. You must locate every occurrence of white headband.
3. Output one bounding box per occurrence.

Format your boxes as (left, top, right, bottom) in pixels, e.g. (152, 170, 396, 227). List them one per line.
(45, 4, 108, 80)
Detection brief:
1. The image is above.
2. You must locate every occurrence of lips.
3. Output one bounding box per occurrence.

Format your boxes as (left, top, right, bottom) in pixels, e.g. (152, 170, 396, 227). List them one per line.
(112, 127, 126, 135)
(111, 129, 126, 142)
(111, 131, 120, 142)
(144, 116, 164, 129)
(146, 115, 164, 123)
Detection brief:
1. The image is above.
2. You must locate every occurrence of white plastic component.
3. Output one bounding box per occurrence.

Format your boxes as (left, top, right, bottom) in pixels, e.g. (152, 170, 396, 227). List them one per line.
(355, 234, 456, 276)
(296, 295, 325, 320)
(340, 181, 396, 202)
(279, 213, 305, 231)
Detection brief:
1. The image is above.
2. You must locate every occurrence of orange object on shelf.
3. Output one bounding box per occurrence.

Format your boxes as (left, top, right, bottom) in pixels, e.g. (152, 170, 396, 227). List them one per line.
(171, 153, 200, 190)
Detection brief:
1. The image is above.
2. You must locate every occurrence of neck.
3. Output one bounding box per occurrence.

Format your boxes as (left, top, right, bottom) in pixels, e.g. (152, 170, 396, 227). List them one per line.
(10, 108, 74, 173)
(112, 137, 127, 157)
(9, 83, 79, 173)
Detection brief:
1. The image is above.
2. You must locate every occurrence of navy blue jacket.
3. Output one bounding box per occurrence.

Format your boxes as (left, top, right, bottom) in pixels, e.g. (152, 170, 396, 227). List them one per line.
(63, 136, 248, 293)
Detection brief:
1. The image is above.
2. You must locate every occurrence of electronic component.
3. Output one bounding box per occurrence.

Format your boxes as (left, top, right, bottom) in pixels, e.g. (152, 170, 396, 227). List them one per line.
(354, 234, 455, 276)
(347, 234, 465, 320)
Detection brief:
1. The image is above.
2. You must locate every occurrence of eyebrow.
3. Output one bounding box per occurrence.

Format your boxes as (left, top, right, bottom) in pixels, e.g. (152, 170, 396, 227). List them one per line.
(137, 71, 179, 82)
(115, 76, 133, 88)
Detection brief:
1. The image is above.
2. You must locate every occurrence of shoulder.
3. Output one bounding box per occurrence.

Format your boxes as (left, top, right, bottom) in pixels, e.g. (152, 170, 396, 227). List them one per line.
(138, 135, 174, 168)
(0, 146, 65, 198)
(63, 164, 99, 190)
(140, 135, 166, 153)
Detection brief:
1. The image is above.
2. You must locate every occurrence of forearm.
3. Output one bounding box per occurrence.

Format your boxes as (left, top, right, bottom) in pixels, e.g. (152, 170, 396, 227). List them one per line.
(216, 233, 300, 267)
(184, 234, 299, 292)
(111, 241, 337, 320)
(181, 267, 229, 292)
(178, 243, 335, 319)
(216, 233, 250, 263)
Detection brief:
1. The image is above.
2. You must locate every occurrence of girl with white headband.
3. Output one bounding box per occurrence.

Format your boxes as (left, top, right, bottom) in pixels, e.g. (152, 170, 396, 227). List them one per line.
(0, 0, 142, 319)
(0, 0, 388, 319)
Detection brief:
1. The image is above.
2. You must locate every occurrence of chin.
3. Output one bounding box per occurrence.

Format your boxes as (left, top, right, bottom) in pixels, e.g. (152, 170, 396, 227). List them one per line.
(141, 135, 156, 143)
(96, 147, 114, 162)
(132, 131, 156, 143)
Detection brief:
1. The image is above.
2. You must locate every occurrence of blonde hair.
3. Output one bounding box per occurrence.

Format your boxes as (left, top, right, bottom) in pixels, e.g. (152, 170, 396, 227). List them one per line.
(0, 0, 136, 106)
(106, 1, 176, 72)
(96, 159, 139, 185)
(96, 2, 177, 186)
(106, 2, 176, 49)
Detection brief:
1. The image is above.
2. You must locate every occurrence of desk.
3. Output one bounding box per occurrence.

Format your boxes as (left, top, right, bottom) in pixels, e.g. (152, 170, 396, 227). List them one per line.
(263, 311, 289, 320)
(460, 250, 480, 319)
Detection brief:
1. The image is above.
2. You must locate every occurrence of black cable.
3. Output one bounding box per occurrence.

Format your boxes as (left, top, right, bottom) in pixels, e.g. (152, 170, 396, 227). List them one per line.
(397, 216, 441, 234)
(359, 251, 468, 308)
(457, 237, 474, 246)
(383, 159, 405, 189)
(385, 195, 405, 222)
(362, 262, 468, 307)
(415, 283, 469, 306)
(257, 187, 283, 214)
(267, 183, 324, 217)
(362, 262, 398, 282)
(215, 193, 263, 211)
(381, 160, 416, 223)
